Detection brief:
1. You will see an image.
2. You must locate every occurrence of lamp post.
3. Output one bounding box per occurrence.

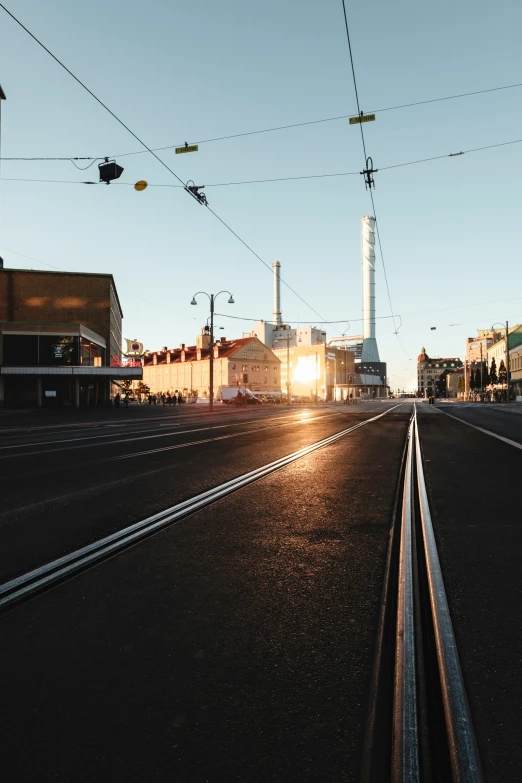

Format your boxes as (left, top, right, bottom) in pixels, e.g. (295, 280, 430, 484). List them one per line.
(191, 290, 235, 412)
(491, 321, 510, 402)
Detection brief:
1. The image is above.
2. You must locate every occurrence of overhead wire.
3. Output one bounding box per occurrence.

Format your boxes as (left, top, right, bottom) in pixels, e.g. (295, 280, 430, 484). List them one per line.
(2, 80, 521, 162)
(4, 133, 522, 189)
(339, 0, 404, 363)
(0, 2, 341, 333)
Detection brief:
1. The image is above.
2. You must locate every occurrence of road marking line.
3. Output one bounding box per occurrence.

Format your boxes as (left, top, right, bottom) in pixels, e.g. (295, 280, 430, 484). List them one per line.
(439, 410, 522, 451)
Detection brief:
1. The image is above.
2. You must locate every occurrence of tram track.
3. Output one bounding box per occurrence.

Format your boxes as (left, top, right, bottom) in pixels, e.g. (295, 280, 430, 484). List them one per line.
(0, 407, 358, 457)
(0, 407, 386, 481)
(362, 407, 483, 782)
(0, 405, 400, 610)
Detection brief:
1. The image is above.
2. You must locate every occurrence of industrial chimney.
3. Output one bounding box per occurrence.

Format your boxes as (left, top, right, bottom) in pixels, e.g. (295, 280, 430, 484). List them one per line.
(360, 216, 380, 363)
(273, 261, 283, 326)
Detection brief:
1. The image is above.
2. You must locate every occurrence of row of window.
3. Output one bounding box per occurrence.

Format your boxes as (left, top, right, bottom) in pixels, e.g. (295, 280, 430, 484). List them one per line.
(2, 334, 104, 367)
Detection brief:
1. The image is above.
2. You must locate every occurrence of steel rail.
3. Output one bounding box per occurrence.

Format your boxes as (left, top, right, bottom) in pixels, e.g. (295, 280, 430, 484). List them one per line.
(0, 407, 359, 455)
(414, 408, 484, 782)
(0, 405, 401, 610)
(392, 416, 420, 782)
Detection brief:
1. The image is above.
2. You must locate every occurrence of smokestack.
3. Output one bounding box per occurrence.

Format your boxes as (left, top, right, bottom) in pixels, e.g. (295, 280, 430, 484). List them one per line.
(273, 261, 282, 326)
(360, 216, 380, 363)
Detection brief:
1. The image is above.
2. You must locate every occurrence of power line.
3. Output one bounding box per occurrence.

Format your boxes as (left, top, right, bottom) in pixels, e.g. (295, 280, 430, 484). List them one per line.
(3, 81, 522, 163)
(0, 4, 197, 199)
(4, 133, 522, 189)
(339, 0, 403, 362)
(0, 3, 341, 333)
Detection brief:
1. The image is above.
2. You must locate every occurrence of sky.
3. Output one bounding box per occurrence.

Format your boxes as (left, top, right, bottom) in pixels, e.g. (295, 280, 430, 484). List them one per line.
(0, 0, 521, 392)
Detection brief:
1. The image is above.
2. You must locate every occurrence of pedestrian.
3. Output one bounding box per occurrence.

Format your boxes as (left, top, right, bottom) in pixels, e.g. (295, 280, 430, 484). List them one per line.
(153, 394, 157, 405)
(161, 393, 166, 406)
(166, 393, 171, 406)
(124, 395, 130, 407)
(114, 393, 120, 408)
(148, 394, 152, 406)
(178, 392, 183, 405)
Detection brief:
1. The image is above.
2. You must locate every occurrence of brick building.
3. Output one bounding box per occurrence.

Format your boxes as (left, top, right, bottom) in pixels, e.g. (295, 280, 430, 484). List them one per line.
(0, 266, 140, 407)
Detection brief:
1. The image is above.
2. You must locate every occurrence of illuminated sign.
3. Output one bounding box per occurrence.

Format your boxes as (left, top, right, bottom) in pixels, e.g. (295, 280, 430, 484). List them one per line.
(175, 144, 198, 154)
(44, 390, 57, 397)
(110, 356, 142, 367)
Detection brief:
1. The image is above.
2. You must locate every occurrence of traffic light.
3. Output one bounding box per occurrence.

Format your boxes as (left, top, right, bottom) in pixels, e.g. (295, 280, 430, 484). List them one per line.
(99, 157, 124, 185)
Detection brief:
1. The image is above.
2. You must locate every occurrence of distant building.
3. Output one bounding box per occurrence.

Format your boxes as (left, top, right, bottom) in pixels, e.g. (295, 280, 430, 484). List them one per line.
(252, 320, 326, 350)
(486, 324, 522, 399)
(271, 342, 359, 401)
(446, 367, 464, 399)
(143, 331, 281, 399)
(509, 342, 522, 398)
(417, 347, 462, 397)
(0, 267, 140, 407)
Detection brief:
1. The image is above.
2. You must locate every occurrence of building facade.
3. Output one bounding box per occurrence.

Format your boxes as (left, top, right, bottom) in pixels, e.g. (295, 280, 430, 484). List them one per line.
(486, 324, 522, 399)
(143, 332, 281, 398)
(0, 267, 140, 407)
(417, 348, 462, 397)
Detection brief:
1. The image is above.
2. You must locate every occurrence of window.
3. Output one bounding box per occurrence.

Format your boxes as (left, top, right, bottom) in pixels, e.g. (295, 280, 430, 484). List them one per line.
(242, 364, 248, 371)
(2, 334, 38, 366)
(264, 377, 268, 384)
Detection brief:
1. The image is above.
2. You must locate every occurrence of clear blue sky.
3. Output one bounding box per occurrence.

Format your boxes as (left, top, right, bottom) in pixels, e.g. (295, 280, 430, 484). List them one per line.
(1, 0, 521, 390)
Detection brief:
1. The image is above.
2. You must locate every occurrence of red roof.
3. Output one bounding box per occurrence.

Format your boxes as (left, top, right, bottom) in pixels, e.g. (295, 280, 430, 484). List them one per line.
(143, 337, 259, 366)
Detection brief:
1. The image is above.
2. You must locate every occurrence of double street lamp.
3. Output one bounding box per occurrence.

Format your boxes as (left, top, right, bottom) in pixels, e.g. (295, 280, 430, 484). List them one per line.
(191, 290, 234, 411)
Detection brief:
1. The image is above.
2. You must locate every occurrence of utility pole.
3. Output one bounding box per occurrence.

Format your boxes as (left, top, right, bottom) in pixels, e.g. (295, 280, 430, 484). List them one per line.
(286, 333, 290, 405)
(506, 321, 510, 403)
(315, 351, 319, 403)
(209, 294, 215, 411)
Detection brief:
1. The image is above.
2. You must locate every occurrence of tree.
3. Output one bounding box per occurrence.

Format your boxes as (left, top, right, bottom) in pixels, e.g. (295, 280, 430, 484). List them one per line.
(469, 369, 476, 390)
(457, 375, 465, 393)
(121, 379, 133, 395)
(475, 367, 482, 389)
(498, 360, 507, 387)
(484, 365, 490, 386)
(489, 358, 498, 386)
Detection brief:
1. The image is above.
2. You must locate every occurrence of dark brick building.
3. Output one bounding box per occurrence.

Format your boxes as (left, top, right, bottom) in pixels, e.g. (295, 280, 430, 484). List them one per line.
(0, 267, 141, 407)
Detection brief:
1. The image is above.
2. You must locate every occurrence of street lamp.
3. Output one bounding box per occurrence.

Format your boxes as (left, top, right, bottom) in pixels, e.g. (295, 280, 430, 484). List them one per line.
(491, 321, 510, 402)
(191, 291, 234, 411)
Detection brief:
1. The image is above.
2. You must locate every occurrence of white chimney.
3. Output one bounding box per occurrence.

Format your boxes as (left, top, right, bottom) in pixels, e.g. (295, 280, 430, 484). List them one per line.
(273, 261, 282, 326)
(360, 216, 380, 363)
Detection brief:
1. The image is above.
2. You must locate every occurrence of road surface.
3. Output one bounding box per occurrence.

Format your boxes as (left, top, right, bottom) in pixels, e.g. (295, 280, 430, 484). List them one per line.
(0, 401, 520, 781)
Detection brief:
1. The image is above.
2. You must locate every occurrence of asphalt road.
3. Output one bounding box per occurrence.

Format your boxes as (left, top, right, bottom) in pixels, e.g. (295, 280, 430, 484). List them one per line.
(1, 401, 520, 781)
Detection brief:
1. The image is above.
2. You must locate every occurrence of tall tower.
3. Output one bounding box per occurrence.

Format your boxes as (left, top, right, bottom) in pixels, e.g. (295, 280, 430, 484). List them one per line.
(360, 216, 380, 363)
(273, 261, 283, 326)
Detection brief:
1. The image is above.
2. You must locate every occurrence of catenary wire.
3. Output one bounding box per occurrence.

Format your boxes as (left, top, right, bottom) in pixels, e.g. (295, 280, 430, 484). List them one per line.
(339, 0, 409, 363)
(3, 81, 522, 163)
(0, 3, 341, 333)
(4, 132, 522, 186)
(4, 133, 522, 189)
(0, 4, 195, 196)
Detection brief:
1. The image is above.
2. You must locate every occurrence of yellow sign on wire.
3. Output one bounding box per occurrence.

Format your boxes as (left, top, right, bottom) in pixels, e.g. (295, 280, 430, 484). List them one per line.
(349, 114, 376, 125)
(175, 145, 199, 154)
